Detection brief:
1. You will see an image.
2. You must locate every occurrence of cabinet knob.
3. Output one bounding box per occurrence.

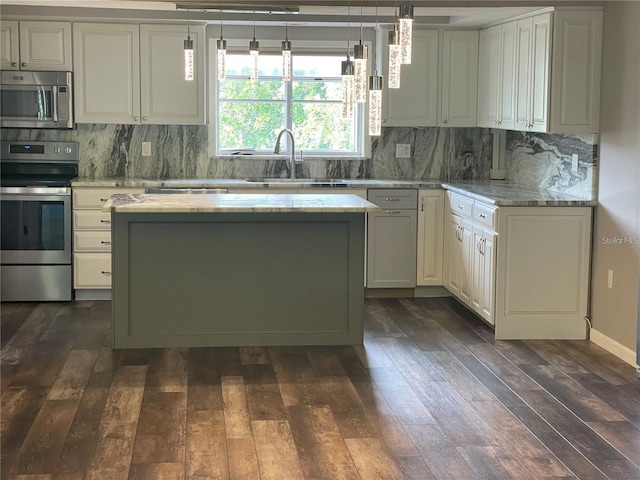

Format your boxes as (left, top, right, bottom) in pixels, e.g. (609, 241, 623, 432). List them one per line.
(420, 197, 424, 212)
(443, 119, 448, 124)
(101, 240, 111, 245)
(384, 210, 402, 214)
(479, 213, 486, 219)
(133, 116, 139, 121)
(100, 219, 111, 224)
(143, 116, 148, 121)
(21, 62, 26, 67)
(101, 271, 112, 275)
(11, 62, 17, 67)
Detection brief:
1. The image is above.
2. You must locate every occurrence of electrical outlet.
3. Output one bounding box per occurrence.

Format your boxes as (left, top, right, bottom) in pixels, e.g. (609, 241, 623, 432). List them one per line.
(396, 144, 411, 158)
(142, 142, 151, 157)
(571, 154, 579, 172)
(607, 269, 613, 289)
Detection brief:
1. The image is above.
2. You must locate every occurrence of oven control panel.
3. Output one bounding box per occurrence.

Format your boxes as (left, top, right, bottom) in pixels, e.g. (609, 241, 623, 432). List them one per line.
(1, 141, 79, 162)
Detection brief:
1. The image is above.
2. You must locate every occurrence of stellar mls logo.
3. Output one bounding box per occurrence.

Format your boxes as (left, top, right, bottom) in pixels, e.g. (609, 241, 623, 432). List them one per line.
(12, 75, 24, 81)
(601, 236, 639, 245)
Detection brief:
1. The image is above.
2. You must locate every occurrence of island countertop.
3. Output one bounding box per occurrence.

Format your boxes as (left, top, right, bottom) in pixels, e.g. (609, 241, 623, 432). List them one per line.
(103, 192, 380, 213)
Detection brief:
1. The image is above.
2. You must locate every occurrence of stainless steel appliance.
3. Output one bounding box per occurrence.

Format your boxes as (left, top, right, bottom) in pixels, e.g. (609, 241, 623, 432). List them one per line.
(0, 71, 74, 129)
(1, 141, 78, 301)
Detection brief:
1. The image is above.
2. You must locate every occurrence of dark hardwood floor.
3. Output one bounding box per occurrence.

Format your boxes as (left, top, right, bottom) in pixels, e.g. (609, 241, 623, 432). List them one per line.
(1, 297, 639, 480)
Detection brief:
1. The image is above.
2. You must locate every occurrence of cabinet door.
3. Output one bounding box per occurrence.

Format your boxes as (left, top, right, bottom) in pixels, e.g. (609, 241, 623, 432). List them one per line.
(442, 213, 459, 292)
(530, 13, 552, 132)
(382, 29, 439, 127)
(477, 26, 501, 128)
(417, 190, 444, 286)
(367, 210, 417, 288)
(73, 23, 140, 124)
(471, 225, 496, 324)
(499, 21, 517, 130)
(515, 17, 533, 130)
(140, 24, 206, 125)
(0, 21, 19, 70)
(19, 21, 72, 71)
(550, 10, 603, 133)
(441, 30, 478, 127)
(458, 217, 473, 305)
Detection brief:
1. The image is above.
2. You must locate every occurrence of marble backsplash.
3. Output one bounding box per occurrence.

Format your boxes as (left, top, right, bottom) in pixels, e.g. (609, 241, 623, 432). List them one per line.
(1, 125, 596, 198)
(505, 131, 598, 199)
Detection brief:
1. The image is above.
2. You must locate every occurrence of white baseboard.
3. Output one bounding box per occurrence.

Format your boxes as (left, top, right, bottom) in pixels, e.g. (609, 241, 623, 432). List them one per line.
(590, 328, 639, 368)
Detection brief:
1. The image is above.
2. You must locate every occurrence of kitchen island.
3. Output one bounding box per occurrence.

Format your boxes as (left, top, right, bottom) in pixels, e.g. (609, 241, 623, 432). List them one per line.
(103, 193, 379, 349)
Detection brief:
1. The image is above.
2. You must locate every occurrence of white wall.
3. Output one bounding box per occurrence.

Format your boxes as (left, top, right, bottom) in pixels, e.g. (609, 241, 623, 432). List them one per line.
(591, 1, 640, 354)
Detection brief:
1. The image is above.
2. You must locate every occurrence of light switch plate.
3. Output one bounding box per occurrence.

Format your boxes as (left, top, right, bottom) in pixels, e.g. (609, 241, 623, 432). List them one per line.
(142, 142, 151, 157)
(396, 144, 411, 158)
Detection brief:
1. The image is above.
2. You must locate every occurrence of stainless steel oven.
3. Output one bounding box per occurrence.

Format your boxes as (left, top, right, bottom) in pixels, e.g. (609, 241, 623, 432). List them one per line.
(1, 141, 78, 301)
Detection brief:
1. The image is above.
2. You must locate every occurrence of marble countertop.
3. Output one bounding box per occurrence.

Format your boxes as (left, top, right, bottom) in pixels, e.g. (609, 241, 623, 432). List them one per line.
(76, 177, 596, 207)
(103, 193, 380, 213)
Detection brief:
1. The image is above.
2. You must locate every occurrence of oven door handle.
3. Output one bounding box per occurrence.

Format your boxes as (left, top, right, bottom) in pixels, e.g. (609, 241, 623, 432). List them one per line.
(0, 186, 71, 196)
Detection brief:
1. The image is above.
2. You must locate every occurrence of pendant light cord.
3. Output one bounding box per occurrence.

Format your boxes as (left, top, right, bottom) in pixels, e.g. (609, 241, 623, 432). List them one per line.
(187, 9, 191, 40)
(285, 10, 288, 41)
(253, 10, 256, 41)
(347, 0, 351, 55)
(220, 9, 223, 40)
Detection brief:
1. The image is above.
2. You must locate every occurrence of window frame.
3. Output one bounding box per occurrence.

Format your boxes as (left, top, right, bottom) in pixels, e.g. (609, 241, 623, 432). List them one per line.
(209, 38, 371, 160)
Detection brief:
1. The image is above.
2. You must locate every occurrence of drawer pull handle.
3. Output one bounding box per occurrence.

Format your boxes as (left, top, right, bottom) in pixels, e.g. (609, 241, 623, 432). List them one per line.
(479, 214, 486, 218)
(385, 210, 402, 214)
(101, 271, 112, 275)
(100, 219, 111, 224)
(100, 241, 111, 245)
(457, 205, 463, 209)
(100, 198, 109, 202)
(384, 197, 401, 202)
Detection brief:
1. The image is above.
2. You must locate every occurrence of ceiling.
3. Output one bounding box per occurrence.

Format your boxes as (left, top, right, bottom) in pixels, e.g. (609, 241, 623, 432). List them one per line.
(0, 0, 603, 27)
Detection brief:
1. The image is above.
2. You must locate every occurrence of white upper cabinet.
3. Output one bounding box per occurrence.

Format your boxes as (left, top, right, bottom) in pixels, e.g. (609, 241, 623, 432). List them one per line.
(550, 10, 603, 133)
(73, 22, 206, 125)
(140, 24, 205, 125)
(381, 29, 439, 127)
(1, 20, 72, 71)
(441, 30, 479, 127)
(73, 23, 140, 124)
(477, 22, 516, 129)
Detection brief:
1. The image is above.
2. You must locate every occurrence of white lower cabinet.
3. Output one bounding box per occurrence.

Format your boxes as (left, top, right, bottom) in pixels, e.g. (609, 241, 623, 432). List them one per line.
(416, 190, 444, 286)
(73, 187, 143, 296)
(443, 190, 591, 339)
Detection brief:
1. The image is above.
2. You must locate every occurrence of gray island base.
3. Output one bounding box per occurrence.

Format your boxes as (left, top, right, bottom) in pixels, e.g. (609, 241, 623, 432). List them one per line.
(104, 193, 379, 349)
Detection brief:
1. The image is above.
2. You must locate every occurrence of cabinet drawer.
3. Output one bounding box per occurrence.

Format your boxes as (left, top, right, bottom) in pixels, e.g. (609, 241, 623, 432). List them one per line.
(74, 231, 112, 252)
(74, 210, 112, 230)
(74, 253, 112, 288)
(368, 189, 417, 209)
(73, 187, 142, 209)
(448, 191, 474, 218)
(472, 202, 497, 230)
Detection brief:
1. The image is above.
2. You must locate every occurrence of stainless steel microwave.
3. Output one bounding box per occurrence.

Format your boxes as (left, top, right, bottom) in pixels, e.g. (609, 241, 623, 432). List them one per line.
(0, 71, 74, 129)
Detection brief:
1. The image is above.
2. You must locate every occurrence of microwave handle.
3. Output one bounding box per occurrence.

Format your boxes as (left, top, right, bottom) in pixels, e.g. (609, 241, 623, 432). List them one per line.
(51, 86, 59, 122)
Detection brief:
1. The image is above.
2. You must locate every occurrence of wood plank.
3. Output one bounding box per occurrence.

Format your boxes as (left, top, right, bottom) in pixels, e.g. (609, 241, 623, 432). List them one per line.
(586, 421, 640, 467)
(187, 348, 223, 412)
(345, 437, 404, 479)
(145, 348, 188, 393)
(57, 387, 109, 476)
(269, 347, 318, 383)
(127, 463, 184, 480)
(131, 390, 186, 464)
(10, 399, 79, 476)
(393, 456, 437, 480)
(47, 350, 99, 400)
(221, 376, 252, 439)
(305, 346, 348, 377)
(1, 387, 48, 456)
(88, 346, 121, 388)
(364, 299, 405, 337)
(286, 405, 361, 480)
(186, 409, 229, 479)
(375, 336, 445, 383)
(252, 420, 305, 480)
(552, 340, 632, 386)
(524, 340, 591, 374)
(227, 437, 260, 480)
(11, 341, 73, 387)
(278, 382, 326, 407)
(239, 346, 271, 365)
(84, 365, 147, 480)
(0, 303, 44, 348)
(458, 446, 535, 480)
(245, 383, 287, 421)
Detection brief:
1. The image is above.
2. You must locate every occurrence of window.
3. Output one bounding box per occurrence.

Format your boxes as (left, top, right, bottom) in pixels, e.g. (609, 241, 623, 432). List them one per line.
(213, 44, 368, 158)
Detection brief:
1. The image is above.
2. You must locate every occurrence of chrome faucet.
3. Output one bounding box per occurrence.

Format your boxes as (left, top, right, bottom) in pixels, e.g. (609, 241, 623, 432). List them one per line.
(274, 128, 299, 179)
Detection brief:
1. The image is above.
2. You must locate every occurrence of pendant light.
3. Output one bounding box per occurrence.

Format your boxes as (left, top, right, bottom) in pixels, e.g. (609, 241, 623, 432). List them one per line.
(249, 12, 259, 81)
(353, 1, 368, 103)
(388, 24, 401, 89)
(217, 10, 227, 81)
(282, 11, 292, 82)
(341, 1, 355, 118)
(184, 10, 194, 81)
(399, 3, 414, 65)
(368, 0, 383, 136)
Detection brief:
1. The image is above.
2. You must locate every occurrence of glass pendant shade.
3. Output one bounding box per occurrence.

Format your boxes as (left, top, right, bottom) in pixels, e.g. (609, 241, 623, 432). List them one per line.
(249, 39, 259, 81)
(341, 58, 355, 119)
(368, 75, 383, 136)
(282, 40, 292, 82)
(388, 26, 401, 89)
(217, 38, 226, 81)
(354, 43, 368, 103)
(184, 37, 194, 81)
(399, 3, 414, 65)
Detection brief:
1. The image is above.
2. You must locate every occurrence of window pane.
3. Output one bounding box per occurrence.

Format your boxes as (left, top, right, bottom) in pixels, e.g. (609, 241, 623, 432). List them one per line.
(292, 55, 342, 78)
(218, 101, 285, 150)
(219, 80, 284, 100)
(292, 80, 342, 101)
(292, 102, 355, 151)
(225, 54, 283, 77)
